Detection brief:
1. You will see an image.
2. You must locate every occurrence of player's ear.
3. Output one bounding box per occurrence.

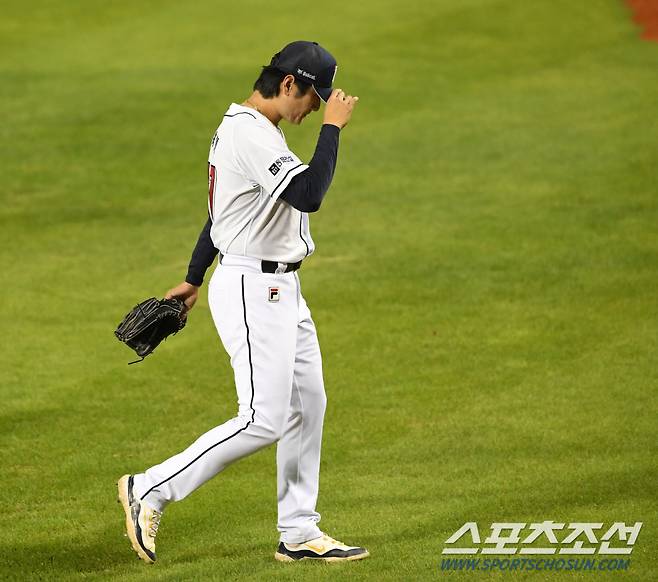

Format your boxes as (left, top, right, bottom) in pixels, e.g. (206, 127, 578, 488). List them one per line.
(282, 75, 295, 96)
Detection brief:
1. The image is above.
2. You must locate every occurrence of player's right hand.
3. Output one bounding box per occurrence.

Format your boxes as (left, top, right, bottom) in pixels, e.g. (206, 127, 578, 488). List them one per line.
(165, 281, 199, 317)
(323, 89, 359, 129)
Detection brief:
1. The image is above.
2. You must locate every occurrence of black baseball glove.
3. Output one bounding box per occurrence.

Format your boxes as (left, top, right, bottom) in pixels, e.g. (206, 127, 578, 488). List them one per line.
(115, 297, 187, 364)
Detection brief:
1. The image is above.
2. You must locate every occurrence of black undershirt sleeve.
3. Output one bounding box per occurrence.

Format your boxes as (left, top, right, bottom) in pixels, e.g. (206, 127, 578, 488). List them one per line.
(185, 216, 218, 286)
(279, 123, 340, 212)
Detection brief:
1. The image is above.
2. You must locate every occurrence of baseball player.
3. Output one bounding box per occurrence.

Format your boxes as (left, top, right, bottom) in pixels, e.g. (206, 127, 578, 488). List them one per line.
(118, 41, 368, 564)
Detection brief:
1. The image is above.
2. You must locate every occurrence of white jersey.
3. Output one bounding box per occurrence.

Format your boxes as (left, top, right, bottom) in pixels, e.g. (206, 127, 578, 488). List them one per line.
(207, 103, 315, 263)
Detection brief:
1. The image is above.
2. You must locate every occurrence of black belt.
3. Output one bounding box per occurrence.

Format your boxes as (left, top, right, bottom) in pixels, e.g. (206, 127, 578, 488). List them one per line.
(219, 253, 301, 274)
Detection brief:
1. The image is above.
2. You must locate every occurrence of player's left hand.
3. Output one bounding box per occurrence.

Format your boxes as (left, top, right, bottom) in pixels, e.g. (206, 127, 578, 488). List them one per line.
(165, 282, 199, 316)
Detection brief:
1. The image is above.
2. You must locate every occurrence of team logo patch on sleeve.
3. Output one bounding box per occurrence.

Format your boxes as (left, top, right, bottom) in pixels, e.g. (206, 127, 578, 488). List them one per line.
(268, 155, 295, 176)
(268, 287, 280, 302)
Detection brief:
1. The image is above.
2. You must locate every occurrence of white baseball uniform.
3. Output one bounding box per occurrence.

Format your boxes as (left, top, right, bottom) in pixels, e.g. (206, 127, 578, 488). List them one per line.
(131, 103, 327, 544)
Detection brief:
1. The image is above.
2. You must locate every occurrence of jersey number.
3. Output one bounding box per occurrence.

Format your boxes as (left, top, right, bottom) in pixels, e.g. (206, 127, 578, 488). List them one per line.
(208, 163, 217, 219)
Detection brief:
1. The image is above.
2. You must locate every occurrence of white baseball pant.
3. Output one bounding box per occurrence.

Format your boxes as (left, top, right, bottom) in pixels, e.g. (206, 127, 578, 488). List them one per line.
(132, 254, 327, 543)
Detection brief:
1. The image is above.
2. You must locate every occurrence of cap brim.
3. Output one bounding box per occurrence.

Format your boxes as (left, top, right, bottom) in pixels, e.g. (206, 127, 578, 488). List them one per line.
(313, 85, 333, 103)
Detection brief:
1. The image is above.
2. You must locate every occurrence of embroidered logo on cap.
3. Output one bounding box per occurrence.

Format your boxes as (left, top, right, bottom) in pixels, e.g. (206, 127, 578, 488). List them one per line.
(297, 68, 317, 81)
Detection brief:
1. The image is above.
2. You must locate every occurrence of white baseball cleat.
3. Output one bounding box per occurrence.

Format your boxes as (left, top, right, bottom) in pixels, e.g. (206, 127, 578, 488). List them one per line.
(275, 532, 369, 562)
(117, 474, 162, 564)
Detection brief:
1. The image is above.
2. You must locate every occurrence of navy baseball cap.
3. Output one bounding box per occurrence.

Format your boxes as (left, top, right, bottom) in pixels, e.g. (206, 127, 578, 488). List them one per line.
(270, 41, 337, 102)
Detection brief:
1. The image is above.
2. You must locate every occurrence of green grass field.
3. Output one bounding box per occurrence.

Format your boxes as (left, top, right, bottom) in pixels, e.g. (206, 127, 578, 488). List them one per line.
(1, 0, 657, 580)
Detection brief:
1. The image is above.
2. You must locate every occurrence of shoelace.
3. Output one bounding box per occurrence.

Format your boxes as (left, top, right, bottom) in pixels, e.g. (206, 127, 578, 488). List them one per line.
(321, 533, 343, 546)
(147, 509, 162, 539)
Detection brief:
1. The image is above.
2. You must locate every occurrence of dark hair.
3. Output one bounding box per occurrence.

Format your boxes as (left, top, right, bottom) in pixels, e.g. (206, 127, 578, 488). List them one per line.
(253, 65, 313, 98)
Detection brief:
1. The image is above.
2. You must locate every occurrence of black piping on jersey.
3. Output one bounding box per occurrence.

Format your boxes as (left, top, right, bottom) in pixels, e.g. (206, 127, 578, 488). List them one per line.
(223, 111, 257, 120)
(299, 213, 310, 257)
(270, 163, 304, 199)
(139, 275, 256, 501)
